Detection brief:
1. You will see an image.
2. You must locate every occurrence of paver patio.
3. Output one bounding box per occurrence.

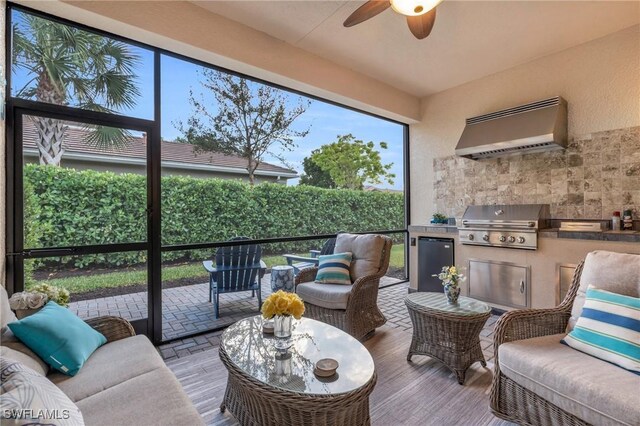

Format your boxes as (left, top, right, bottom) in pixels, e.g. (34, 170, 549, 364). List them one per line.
(69, 274, 402, 341)
(157, 281, 499, 362)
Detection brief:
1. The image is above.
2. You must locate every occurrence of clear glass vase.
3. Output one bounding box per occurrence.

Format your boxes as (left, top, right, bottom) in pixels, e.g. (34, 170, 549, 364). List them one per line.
(273, 315, 293, 351)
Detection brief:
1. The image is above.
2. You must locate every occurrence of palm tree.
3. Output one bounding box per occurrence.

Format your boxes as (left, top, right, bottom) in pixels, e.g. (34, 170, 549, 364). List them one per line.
(12, 12, 141, 165)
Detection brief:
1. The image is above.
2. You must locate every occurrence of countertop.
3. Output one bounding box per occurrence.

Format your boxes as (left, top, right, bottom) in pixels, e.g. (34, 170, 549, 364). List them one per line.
(408, 224, 458, 233)
(408, 224, 640, 242)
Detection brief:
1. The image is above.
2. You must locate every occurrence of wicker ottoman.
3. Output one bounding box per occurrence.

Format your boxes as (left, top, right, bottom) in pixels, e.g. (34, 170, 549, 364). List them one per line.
(405, 292, 491, 385)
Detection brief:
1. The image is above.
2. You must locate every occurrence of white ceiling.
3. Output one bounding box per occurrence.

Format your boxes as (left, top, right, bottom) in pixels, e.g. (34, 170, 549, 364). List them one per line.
(192, 1, 640, 97)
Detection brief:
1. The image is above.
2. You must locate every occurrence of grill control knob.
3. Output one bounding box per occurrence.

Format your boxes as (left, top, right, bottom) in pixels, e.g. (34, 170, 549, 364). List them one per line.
(518, 236, 526, 243)
(508, 236, 516, 243)
(482, 234, 490, 242)
(499, 235, 507, 242)
(467, 234, 475, 241)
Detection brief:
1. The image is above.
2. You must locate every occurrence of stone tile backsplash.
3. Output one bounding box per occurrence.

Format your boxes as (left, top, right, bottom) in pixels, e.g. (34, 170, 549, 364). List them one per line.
(433, 126, 640, 219)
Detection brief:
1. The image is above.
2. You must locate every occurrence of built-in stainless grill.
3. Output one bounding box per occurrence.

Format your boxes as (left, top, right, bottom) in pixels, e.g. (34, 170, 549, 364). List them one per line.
(458, 204, 550, 250)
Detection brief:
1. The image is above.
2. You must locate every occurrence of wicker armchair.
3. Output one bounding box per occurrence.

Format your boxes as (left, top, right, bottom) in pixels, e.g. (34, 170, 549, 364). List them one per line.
(491, 250, 640, 426)
(490, 261, 586, 425)
(85, 315, 136, 342)
(295, 233, 392, 341)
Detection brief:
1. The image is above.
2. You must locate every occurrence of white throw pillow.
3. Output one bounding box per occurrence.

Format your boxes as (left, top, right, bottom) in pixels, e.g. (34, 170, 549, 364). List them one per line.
(0, 357, 84, 425)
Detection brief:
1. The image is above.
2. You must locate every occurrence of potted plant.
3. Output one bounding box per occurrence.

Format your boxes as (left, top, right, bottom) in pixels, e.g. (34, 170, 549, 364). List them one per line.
(432, 266, 465, 304)
(9, 283, 71, 319)
(431, 213, 448, 225)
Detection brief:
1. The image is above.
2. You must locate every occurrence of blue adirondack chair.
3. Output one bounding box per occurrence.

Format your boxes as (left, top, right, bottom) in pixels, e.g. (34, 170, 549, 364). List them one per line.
(203, 237, 266, 319)
(282, 236, 338, 274)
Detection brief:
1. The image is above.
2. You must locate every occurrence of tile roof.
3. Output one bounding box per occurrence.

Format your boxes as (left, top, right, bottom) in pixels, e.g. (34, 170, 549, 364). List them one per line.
(22, 120, 297, 177)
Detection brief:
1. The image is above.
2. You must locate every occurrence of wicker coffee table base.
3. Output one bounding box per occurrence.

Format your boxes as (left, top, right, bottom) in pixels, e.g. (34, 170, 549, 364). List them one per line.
(219, 347, 376, 426)
(405, 300, 490, 385)
(406, 336, 486, 385)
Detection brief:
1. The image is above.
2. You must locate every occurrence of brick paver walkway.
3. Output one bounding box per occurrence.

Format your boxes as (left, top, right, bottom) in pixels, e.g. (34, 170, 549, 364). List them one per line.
(69, 274, 401, 342)
(157, 281, 499, 362)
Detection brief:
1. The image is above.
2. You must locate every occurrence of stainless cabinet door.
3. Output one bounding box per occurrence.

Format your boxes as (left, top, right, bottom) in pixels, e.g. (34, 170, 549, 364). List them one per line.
(556, 263, 577, 305)
(468, 259, 529, 308)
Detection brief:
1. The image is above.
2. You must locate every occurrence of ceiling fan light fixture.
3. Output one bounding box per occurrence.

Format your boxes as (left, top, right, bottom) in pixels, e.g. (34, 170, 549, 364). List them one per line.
(389, 0, 442, 16)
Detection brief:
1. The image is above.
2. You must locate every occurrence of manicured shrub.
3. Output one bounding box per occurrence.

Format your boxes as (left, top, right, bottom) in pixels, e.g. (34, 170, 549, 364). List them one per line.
(25, 164, 404, 270)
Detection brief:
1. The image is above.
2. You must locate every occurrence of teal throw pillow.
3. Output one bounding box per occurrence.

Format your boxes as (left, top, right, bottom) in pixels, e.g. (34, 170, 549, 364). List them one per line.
(315, 252, 353, 285)
(562, 286, 640, 373)
(8, 301, 107, 376)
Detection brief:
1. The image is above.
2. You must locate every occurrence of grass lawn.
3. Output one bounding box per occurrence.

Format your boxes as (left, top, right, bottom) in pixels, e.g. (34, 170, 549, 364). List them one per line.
(33, 244, 406, 295)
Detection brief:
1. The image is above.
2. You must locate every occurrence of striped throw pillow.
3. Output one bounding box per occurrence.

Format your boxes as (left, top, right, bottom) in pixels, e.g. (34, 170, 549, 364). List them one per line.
(562, 286, 640, 373)
(315, 252, 353, 285)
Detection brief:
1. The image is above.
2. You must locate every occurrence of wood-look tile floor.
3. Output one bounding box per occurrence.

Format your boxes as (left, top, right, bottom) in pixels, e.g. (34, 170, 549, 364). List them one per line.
(165, 318, 512, 425)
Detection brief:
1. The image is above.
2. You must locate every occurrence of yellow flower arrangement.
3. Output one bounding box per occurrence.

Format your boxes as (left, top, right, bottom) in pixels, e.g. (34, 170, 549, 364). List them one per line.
(261, 290, 305, 320)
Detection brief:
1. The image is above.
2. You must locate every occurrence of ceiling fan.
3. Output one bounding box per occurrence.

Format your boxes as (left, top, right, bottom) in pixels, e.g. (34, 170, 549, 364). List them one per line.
(343, 0, 443, 40)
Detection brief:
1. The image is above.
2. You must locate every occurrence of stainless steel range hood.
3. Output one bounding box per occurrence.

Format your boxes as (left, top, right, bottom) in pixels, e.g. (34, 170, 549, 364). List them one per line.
(455, 97, 567, 160)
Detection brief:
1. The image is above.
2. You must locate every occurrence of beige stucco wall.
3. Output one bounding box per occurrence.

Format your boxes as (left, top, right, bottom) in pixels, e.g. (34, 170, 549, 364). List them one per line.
(410, 25, 640, 223)
(1, 0, 6, 287)
(16, 0, 420, 123)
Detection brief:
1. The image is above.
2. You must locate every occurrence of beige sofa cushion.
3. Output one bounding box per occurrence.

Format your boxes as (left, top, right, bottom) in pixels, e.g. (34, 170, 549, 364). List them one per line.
(76, 367, 203, 426)
(1, 286, 17, 330)
(1, 345, 49, 377)
(499, 333, 640, 426)
(334, 233, 388, 282)
(296, 282, 351, 310)
(1, 288, 49, 376)
(569, 251, 640, 331)
(49, 335, 165, 402)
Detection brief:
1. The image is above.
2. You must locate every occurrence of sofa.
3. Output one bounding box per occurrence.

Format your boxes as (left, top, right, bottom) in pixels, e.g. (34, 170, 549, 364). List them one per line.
(490, 250, 640, 426)
(0, 288, 203, 426)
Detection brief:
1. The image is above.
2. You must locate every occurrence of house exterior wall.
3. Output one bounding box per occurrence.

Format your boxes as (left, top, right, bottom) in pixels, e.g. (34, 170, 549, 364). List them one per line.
(23, 155, 288, 185)
(410, 25, 640, 223)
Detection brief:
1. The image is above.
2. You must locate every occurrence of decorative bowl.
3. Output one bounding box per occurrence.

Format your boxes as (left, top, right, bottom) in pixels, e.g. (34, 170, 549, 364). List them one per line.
(314, 358, 339, 377)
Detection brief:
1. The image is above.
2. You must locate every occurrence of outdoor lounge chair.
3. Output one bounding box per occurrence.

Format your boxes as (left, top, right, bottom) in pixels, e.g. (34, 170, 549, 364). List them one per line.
(282, 236, 338, 274)
(490, 250, 640, 426)
(295, 233, 392, 340)
(203, 237, 266, 319)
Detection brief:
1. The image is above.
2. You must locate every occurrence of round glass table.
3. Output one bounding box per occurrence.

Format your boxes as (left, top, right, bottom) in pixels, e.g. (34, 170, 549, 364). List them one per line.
(404, 292, 491, 384)
(219, 316, 376, 425)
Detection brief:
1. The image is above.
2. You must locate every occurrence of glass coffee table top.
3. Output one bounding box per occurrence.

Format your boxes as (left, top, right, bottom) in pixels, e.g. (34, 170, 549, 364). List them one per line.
(406, 292, 491, 315)
(220, 316, 375, 395)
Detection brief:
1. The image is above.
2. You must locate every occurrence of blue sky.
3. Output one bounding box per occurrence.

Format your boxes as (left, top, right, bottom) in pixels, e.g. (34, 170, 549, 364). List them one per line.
(159, 55, 405, 189)
(11, 9, 405, 189)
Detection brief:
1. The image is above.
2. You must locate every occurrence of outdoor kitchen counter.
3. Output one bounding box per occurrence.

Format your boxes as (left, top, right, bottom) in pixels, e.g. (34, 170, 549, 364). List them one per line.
(408, 224, 458, 234)
(540, 229, 640, 243)
(408, 225, 640, 242)
(408, 225, 640, 309)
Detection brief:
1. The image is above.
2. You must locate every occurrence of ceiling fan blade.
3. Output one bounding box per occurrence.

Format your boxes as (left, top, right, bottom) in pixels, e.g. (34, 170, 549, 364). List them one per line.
(343, 1, 391, 27)
(406, 8, 437, 39)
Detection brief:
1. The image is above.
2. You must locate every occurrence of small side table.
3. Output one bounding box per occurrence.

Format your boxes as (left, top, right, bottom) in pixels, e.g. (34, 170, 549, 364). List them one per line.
(405, 292, 491, 385)
(270, 265, 295, 293)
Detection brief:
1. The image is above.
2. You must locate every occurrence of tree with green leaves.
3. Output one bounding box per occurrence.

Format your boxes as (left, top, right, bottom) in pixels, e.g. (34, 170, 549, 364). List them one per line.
(177, 69, 311, 185)
(13, 13, 141, 165)
(303, 134, 395, 190)
(299, 155, 336, 189)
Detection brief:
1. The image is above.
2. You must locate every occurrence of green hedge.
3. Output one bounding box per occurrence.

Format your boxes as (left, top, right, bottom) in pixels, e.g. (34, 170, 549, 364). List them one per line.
(25, 164, 404, 269)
